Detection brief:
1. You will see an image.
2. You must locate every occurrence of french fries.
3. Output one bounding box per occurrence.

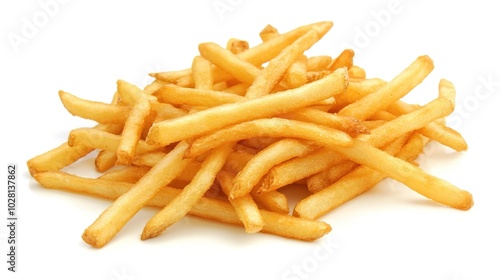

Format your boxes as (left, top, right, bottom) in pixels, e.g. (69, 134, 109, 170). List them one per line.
(27, 20, 473, 249)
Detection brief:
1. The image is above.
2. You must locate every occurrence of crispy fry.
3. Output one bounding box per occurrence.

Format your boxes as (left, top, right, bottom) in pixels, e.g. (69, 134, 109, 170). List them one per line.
(95, 150, 118, 172)
(147, 69, 348, 147)
(27, 21, 474, 248)
(59, 90, 130, 124)
(294, 134, 416, 219)
(231, 139, 319, 199)
(339, 55, 434, 120)
(226, 38, 249, 54)
(348, 65, 366, 79)
(245, 30, 322, 98)
(307, 160, 359, 193)
(141, 143, 233, 239)
(259, 24, 279, 42)
(330, 138, 473, 210)
(186, 118, 353, 158)
(192, 55, 215, 90)
(116, 94, 152, 165)
(153, 84, 243, 107)
(27, 123, 122, 175)
(34, 171, 330, 240)
(284, 54, 308, 89)
(68, 128, 156, 155)
(99, 166, 151, 184)
(199, 42, 261, 85)
(329, 49, 354, 71)
(259, 147, 343, 193)
(217, 170, 264, 233)
(82, 141, 191, 248)
(307, 55, 333, 71)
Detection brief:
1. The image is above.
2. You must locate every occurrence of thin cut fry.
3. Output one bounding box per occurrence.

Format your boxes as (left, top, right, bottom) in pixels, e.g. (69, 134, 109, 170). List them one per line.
(34, 171, 330, 241)
(82, 141, 191, 248)
(26, 20, 474, 249)
(27, 123, 122, 175)
(141, 143, 233, 239)
(146, 68, 348, 147)
(217, 170, 264, 233)
(116, 94, 152, 165)
(231, 139, 319, 199)
(294, 134, 418, 219)
(339, 55, 434, 120)
(59, 90, 130, 124)
(185, 118, 353, 158)
(329, 49, 354, 71)
(330, 138, 473, 210)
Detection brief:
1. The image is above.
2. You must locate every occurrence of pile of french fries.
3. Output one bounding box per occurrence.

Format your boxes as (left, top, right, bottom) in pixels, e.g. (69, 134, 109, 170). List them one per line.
(27, 21, 473, 248)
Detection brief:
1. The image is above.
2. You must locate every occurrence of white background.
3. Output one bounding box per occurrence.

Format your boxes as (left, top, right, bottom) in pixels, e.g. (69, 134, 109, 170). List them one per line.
(1, 1, 500, 279)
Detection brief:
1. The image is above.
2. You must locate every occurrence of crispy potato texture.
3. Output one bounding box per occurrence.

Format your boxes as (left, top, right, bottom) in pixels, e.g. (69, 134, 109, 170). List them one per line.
(27, 20, 472, 248)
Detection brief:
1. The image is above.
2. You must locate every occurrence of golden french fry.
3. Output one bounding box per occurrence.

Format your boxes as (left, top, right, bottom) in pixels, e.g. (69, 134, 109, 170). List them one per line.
(192, 55, 215, 90)
(330, 138, 473, 210)
(259, 24, 279, 42)
(185, 118, 353, 159)
(332, 78, 387, 111)
(27, 20, 475, 249)
(68, 128, 156, 155)
(217, 170, 264, 233)
(27, 123, 122, 175)
(284, 54, 308, 89)
(231, 139, 319, 199)
(259, 147, 343, 193)
(34, 171, 330, 241)
(251, 188, 289, 214)
(339, 55, 434, 120)
(329, 49, 354, 71)
(141, 143, 233, 240)
(99, 166, 151, 184)
(307, 55, 333, 71)
(418, 122, 467, 152)
(245, 30, 322, 98)
(153, 84, 243, 107)
(281, 107, 369, 137)
(149, 68, 192, 84)
(358, 95, 455, 148)
(161, 21, 333, 88)
(59, 90, 130, 124)
(143, 79, 167, 95)
(294, 134, 415, 219)
(307, 160, 359, 193)
(199, 42, 261, 85)
(348, 65, 366, 79)
(241, 21, 332, 67)
(146, 68, 348, 147)
(226, 38, 249, 54)
(116, 94, 152, 165)
(95, 150, 118, 172)
(82, 141, 191, 248)
(117, 80, 156, 105)
(223, 83, 250, 95)
(385, 93, 467, 152)
(27, 142, 94, 176)
(150, 102, 188, 122)
(130, 150, 166, 167)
